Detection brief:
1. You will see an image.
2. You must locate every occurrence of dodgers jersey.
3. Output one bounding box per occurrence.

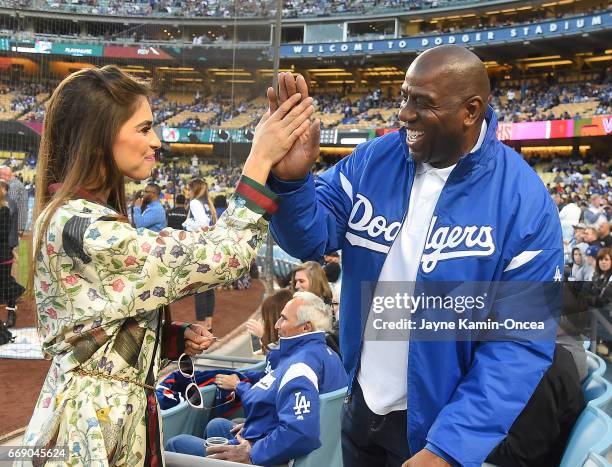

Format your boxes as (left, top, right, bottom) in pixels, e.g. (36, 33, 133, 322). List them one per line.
(268, 106, 564, 466)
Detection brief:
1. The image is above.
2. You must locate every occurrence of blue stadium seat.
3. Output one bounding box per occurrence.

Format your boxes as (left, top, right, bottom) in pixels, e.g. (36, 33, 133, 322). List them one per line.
(162, 385, 217, 444)
(583, 374, 612, 411)
(583, 452, 611, 467)
(586, 350, 606, 383)
(162, 386, 348, 467)
(559, 405, 612, 467)
(293, 386, 347, 467)
(161, 360, 267, 444)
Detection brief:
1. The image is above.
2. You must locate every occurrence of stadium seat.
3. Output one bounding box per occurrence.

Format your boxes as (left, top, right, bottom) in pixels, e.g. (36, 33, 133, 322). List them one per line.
(162, 385, 217, 444)
(162, 386, 348, 467)
(585, 351, 606, 383)
(161, 360, 267, 444)
(559, 405, 612, 467)
(293, 386, 347, 467)
(583, 374, 612, 411)
(583, 452, 611, 467)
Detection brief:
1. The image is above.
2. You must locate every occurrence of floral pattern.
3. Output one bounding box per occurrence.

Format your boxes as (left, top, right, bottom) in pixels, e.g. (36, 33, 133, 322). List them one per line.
(20, 179, 278, 466)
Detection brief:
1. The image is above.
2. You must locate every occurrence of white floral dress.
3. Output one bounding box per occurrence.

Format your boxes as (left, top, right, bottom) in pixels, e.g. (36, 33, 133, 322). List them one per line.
(20, 177, 279, 466)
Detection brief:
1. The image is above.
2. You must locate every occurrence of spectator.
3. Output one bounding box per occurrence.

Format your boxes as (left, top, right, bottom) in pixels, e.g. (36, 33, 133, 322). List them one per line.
(291, 261, 333, 305)
(246, 288, 293, 354)
(0, 180, 23, 328)
(183, 178, 217, 331)
(165, 291, 347, 465)
(569, 246, 594, 282)
(0, 166, 27, 234)
(133, 182, 167, 232)
(166, 193, 188, 229)
(599, 221, 612, 248)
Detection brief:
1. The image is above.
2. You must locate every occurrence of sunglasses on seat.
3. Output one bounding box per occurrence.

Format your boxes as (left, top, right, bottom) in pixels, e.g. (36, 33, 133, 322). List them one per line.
(178, 353, 236, 410)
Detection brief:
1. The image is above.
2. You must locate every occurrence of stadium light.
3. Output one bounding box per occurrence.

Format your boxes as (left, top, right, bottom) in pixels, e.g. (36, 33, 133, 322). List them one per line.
(516, 55, 562, 62)
(524, 60, 573, 68)
(584, 56, 612, 63)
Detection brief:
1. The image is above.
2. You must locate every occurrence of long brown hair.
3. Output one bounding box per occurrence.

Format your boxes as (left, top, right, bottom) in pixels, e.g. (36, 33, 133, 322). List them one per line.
(30, 65, 151, 292)
(0, 180, 8, 208)
(188, 178, 217, 224)
(291, 261, 333, 304)
(595, 247, 612, 282)
(260, 288, 293, 353)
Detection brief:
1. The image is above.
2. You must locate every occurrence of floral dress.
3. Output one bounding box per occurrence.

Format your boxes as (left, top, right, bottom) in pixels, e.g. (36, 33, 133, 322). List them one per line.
(20, 177, 279, 466)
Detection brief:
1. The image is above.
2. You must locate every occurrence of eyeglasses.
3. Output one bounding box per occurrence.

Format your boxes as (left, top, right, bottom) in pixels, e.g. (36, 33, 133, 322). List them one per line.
(178, 353, 236, 410)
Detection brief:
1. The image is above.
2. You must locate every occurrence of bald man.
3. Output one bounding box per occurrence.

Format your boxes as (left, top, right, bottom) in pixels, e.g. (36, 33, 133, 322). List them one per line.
(266, 45, 563, 467)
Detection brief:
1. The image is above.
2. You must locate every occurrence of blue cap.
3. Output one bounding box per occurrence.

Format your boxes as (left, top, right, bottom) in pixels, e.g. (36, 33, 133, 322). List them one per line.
(586, 245, 601, 258)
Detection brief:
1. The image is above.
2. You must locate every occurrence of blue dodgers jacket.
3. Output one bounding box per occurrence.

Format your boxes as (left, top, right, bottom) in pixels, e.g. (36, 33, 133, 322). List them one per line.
(268, 107, 564, 466)
(240, 331, 347, 466)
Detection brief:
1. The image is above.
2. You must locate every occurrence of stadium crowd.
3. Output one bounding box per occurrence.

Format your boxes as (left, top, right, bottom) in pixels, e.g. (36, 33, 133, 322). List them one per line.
(2, 74, 611, 130)
(4, 0, 480, 18)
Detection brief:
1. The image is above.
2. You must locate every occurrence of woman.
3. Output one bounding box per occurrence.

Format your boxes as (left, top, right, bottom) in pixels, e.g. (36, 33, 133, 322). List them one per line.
(183, 178, 217, 331)
(291, 261, 332, 304)
(585, 248, 612, 355)
(21, 65, 314, 466)
(0, 180, 24, 328)
(245, 288, 293, 355)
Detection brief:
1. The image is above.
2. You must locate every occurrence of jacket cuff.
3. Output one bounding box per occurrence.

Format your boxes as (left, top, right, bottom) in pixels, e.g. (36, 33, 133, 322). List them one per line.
(234, 175, 281, 221)
(425, 442, 459, 467)
(267, 172, 311, 194)
(235, 381, 252, 399)
(162, 321, 191, 360)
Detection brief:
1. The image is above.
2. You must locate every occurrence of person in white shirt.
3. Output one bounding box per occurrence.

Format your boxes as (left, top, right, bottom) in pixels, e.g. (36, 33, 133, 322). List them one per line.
(183, 178, 218, 331)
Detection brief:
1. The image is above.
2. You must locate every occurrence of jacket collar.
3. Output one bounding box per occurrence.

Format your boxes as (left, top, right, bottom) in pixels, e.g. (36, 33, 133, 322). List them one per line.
(279, 331, 326, 354)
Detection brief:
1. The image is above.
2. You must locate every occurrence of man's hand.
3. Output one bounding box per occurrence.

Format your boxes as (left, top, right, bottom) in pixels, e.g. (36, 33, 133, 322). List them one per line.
(134, 197, 143, 208)
(215, 373, 240, 391)
(184, 323, 216, 356)
(207, 440, 252, 464)
(402, 449, 452, 467)
(268, 72, 320, 181)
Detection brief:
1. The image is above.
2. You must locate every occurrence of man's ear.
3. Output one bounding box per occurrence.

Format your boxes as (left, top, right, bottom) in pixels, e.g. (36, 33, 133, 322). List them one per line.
(464, 96, 485, 127)
(303, 321, 313, 333)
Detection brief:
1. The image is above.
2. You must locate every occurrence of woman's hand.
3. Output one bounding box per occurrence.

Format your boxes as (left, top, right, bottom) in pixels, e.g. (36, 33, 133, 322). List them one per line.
(242, 93, 315, 185)
(184, 324, 216, 356)
(215, 373, 240, 391)
(246, 319, 264, 338)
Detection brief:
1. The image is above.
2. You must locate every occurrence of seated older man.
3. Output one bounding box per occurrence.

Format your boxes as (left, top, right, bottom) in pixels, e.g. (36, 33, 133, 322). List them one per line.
(165, 291, 347, 465)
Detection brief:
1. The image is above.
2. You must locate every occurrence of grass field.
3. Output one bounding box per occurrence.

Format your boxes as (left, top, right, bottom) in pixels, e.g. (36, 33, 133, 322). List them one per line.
(16, 236, 31, 287)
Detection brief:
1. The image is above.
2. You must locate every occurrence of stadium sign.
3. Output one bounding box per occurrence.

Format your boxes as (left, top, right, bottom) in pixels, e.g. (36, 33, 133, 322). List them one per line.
(51, 43, 103, 57)
(281, 12, 610, 58)
(161, 115, 612, 145)
(103, 45, 172, 60)
(0, 38, 9, 51)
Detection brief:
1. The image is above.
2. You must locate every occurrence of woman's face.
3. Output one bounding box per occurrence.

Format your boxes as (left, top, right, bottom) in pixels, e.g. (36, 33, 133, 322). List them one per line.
(294, 270, 311, 292)
(573, 250, 582, 265)
(599, 254, 612, 273)
(112, 96, 161, 181)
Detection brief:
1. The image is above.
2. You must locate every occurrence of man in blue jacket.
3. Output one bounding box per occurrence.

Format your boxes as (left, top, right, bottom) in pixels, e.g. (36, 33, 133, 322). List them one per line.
(133, 182, 167, 232)
(165, 291, 347, 465)
(266, 45, 563, 467)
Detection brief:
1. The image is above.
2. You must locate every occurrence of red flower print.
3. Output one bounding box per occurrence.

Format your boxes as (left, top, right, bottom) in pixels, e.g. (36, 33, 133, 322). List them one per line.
(228, 257, 240, 268)
(47, 307, 57, 319)
(213, 252, 222, 263)
(112, 279, 125, 292)
(64, 275, 78, 286)
(124, 256, 137, 267)
(47, 244, 55, 255)
(41, 281, 50, 292)
(141, 243, 151, 253)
